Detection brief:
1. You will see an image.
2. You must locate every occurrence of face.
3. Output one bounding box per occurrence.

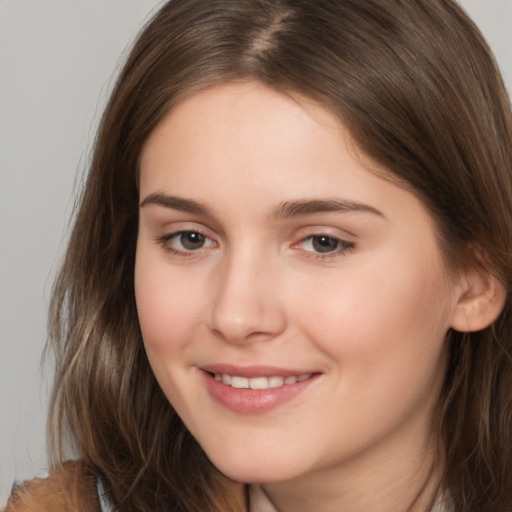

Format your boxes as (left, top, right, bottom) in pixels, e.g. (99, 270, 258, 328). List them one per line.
(135, 81, 463, 487)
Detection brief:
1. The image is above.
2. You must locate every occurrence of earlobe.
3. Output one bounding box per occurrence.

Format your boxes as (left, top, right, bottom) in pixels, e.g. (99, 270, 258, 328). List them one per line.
(450, 270, 507, 333)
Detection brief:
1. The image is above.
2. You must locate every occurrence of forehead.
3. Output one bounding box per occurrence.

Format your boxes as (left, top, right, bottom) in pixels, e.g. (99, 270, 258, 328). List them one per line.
(138, 81, 432, 230)
(140, 80, 408, 190)
(140, 81, 368, 191)
(141, 81, 344, 160)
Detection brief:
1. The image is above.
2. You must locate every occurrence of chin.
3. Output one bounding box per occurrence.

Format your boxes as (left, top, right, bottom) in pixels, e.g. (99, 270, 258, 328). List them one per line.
(209, 453, 305, 485)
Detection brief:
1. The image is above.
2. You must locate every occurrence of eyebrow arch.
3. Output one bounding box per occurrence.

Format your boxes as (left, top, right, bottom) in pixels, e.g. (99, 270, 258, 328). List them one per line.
(140, 194, 384, 220)
(272, 198, 385, 219)
(140, 193, 211, 216)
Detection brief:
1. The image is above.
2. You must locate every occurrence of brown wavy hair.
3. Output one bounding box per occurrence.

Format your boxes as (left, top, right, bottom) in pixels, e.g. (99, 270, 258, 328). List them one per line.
(48, 1, 512, 511)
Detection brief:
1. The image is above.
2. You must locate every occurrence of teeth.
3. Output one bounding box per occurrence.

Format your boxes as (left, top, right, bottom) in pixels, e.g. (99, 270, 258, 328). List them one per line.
(249, 377, 268, 390)
(213, 373, 312, 389)
(231, 376, 249, 389)
(268, 376, 284, 388)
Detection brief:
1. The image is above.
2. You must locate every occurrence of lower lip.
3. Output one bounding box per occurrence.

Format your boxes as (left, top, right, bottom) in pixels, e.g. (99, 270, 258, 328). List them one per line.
(201, 371, 319, 414)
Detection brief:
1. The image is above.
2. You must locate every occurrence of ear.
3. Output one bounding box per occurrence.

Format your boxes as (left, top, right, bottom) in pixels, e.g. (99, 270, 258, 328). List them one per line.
(450, 269, 507, 333)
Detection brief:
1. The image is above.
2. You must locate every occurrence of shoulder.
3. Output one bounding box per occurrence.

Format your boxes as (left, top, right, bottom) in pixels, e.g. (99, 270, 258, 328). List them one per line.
(4, 461, 100, 512)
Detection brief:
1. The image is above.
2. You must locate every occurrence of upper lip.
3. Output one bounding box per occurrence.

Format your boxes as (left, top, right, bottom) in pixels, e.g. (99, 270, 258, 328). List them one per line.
(200, 364, 318, 378)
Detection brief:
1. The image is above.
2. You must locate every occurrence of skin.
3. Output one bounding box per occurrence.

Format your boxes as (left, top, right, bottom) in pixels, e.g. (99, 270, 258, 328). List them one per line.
(135, 81, 468, 512)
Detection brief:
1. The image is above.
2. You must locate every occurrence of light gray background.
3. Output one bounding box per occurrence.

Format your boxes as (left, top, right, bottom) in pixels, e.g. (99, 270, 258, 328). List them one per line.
(0, 0, 510, 504)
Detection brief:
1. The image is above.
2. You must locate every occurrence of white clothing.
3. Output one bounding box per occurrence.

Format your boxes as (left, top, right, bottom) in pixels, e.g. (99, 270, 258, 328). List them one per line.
(97, 478, 453, 511)
(248, 484, 453, 512)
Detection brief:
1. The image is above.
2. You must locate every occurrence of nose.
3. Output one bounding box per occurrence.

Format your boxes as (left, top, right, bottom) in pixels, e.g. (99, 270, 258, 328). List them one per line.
(208, 248, 287, 344)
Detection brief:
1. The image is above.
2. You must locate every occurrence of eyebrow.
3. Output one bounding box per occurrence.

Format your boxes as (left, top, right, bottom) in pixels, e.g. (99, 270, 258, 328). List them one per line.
(140, 193, 211, 216)
(140, 193, 384, 219)
(272, 198, 384, 219)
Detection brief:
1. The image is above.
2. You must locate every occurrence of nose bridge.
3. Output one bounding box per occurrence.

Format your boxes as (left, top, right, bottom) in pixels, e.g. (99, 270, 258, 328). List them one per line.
(209, 242, 285, 343)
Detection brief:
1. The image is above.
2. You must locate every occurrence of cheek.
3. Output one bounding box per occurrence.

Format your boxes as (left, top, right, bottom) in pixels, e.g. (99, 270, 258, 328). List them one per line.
(294, 252, 453, 388)
(134, 252, 211, 417)
(134, 253, 205, 357)
(289, 257, 453, 456)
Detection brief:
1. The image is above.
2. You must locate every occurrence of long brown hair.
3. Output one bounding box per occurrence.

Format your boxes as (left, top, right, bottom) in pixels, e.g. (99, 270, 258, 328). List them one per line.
(48, 1, 512, 511)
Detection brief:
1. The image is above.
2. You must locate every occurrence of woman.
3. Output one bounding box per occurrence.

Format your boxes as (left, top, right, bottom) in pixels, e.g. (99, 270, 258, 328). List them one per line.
(5, 0, 512, 511)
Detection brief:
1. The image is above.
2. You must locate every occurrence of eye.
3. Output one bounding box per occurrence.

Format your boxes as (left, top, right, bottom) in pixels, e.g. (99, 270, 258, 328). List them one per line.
(309, 235, 341, 253)
(159, 230, 215, 254)
(298, 234, 354, 256)
(177, 231, 207, 250)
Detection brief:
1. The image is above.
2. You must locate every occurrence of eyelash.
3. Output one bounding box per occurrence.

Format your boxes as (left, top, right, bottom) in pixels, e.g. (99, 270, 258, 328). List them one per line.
(294, 235, 355, 261)
(156, 231, 355, 260)
(157, 229, 214, 257)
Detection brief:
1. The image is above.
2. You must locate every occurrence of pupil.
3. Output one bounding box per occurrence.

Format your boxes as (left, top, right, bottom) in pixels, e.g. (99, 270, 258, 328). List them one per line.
(181, 232, 204, 250)
(312, 236, 338, 253)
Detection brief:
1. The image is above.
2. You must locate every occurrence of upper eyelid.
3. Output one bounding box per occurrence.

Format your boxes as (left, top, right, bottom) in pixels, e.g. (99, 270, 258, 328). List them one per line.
(154, 221, 217, 238)
(142, 203, 361, 234)
(152, 222, 357, 246)
(139, 207, 222, 236)
(292, 224, 357, 241)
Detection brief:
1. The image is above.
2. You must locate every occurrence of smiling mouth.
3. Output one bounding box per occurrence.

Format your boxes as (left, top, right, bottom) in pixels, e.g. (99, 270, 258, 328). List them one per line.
(209, 372, 313, 390)
(202, 368, 320, 413)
